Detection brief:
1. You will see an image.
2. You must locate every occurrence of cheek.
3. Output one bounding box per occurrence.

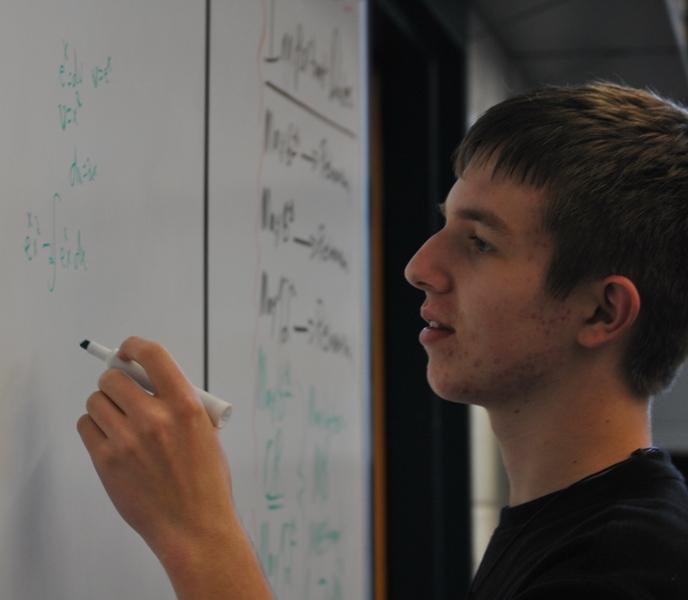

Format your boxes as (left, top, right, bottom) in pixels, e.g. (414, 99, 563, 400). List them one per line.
(474, 286, 570, 354)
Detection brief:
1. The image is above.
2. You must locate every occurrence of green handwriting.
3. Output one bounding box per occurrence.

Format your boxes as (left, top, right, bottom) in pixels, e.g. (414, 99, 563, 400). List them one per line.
(308, 387, 344, 433)
(91, 56, 112, 88)
(309, 520, 341, 556)
(24, 194, 87, 292)
(69, 147, 97, 186)
(257, 347, 292, 422)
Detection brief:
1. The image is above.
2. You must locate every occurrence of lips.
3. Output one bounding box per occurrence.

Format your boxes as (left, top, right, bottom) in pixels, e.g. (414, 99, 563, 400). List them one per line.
(419, 307, 455, 345)
(420, 308, 454, 332)
(426, 319, 453, 331)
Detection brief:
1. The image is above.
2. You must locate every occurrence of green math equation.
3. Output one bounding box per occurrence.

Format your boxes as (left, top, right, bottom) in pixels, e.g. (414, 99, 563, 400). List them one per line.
(70, 147, 98, 186)
(255, 347, 348, 597)
(57, 41, 112, 131)
(24, 194, 87, 292)
(27, 40, 114, 291)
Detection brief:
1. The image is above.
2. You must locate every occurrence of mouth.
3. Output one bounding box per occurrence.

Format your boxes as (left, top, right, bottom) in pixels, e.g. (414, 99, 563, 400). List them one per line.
(419, 314, 455, 345)
(426, 319, 453, 331)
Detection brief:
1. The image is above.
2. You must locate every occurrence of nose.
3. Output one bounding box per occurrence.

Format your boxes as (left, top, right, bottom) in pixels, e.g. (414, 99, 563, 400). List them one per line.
(404, 231, 452, 294)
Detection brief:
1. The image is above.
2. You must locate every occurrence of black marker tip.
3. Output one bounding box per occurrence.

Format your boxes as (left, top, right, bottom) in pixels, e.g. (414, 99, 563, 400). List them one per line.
(80, 340, 90, 350)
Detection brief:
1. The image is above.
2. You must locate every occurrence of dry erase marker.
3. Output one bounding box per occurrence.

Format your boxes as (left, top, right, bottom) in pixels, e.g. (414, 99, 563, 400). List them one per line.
(80, 339, 232, 428)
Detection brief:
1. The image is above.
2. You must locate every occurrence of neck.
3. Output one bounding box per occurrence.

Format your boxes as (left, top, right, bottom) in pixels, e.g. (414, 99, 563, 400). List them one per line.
(486, 370, 652, 507)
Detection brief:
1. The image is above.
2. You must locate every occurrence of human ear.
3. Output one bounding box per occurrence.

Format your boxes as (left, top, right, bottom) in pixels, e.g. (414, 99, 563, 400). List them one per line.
(577, 276, 641, 349)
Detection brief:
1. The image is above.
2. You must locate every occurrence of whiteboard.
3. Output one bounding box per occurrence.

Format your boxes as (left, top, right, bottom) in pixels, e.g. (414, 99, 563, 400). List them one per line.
(0, 1, 205, 598)
(208, 1, 370, 599)
(0, 0, 370, 598)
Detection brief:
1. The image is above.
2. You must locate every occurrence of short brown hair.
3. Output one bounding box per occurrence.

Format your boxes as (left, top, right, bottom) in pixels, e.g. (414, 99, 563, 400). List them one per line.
(455, 82, 688, 397)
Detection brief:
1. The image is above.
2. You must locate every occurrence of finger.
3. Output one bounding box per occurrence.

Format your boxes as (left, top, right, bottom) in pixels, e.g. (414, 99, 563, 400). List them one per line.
(77, 412, 107, 455)
(86, 390, 127, 439)
(98, 367, 154, 419)
(117, 336, 194, 400)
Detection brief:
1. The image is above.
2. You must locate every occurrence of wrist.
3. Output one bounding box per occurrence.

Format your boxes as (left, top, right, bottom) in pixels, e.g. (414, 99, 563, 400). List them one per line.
(155, 514, 273, 600)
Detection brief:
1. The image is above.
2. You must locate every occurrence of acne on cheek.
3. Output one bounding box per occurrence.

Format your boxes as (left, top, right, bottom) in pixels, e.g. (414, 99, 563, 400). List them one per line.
(554, 308, 573, 325)
(539, 308, 574, 335)
(520, 297, 572, 328)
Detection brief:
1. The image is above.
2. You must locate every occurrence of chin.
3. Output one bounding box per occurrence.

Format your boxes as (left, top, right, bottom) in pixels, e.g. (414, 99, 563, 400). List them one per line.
(427, 367, 487, 405)
(427, 371, 469, 404)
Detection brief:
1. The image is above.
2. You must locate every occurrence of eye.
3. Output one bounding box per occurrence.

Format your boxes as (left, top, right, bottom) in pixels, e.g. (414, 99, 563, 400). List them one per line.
(469, 234, 493, 253)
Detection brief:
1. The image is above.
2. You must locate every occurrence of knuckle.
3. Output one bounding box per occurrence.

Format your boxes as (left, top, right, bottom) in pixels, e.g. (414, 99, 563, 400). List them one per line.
(137, 340, 165, 365)
(98, 368, 129, 395)
(99, 445, 121, 469)
(179, 392, 204, 418)
(139, 411, 171, 443)
(173, 391, 205, 423)
(76, 413, 91, 433)
(115, 435, 138, 461)
(98, 368, 122, 391)
(85, 391, 102, 414)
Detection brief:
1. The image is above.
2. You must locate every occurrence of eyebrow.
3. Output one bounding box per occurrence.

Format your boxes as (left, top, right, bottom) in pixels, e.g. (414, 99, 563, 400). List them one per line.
(439, 203, 512, 237)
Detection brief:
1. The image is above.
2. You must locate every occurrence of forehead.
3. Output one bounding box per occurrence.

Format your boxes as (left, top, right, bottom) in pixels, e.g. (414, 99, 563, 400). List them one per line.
(446, 162, 548, 238)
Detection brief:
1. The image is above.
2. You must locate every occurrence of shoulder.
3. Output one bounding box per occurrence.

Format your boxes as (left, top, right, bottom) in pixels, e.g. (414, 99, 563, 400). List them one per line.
(599, 492, 688, 570)
(524, 485, 688, 599)
(513, 577, 653, 600)
(476, 456, 688, 599)
(596, 482, 688, 556)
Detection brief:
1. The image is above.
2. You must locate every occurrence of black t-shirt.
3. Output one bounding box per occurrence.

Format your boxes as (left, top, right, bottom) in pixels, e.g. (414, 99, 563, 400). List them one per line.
(467, 448, 688, 599)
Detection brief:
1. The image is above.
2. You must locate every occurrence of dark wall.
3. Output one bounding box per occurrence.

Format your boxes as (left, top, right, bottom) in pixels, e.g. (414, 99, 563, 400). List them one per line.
(372, 1, 472, 597)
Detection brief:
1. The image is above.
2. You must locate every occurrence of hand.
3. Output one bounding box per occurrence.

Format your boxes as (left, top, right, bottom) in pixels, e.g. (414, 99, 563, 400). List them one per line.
(77, 336, 236, 572)
(78, 337, 273, 598)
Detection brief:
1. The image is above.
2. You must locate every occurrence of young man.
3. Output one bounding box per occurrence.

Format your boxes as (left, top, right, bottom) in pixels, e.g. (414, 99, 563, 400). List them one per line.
(79, 82, 688, 599)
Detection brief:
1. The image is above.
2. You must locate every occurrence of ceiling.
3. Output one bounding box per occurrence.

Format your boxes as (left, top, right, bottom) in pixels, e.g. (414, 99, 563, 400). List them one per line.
(470, 0, 688, 101)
